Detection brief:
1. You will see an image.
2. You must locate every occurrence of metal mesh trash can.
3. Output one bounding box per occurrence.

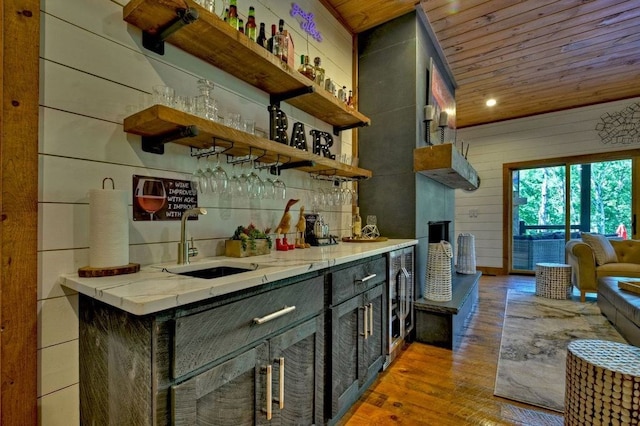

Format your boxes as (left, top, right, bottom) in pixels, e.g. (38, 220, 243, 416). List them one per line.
(425, 241, 453, 302)
(456, 233, 476, 274)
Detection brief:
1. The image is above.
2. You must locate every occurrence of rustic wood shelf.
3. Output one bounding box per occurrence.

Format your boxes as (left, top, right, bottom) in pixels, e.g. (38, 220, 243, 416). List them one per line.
(413, 144, 479, 190)
(123, 0, 371, 131)
(124, 105, 372, 179)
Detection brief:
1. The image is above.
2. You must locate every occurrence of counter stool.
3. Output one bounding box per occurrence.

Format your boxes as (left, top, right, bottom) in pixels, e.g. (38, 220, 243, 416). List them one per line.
(566, 339, 640, 425)
(535, 262, 572, 299)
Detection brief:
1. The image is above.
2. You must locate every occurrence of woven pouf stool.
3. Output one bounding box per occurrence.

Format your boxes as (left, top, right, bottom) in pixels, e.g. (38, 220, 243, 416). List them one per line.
(425, 241, 453, 301)
(566, 340, 640, 425)
(535, 262, 572, 299)
(455, 233, 476, 274)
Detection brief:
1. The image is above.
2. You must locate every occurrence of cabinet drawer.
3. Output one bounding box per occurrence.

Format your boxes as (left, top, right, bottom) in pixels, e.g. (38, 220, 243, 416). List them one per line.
(173, 276, 324, 378)
(331, 256, 386, 305)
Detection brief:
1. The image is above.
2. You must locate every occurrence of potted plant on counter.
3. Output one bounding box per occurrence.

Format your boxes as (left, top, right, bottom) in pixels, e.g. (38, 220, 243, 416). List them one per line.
(225, 223, 272, 257)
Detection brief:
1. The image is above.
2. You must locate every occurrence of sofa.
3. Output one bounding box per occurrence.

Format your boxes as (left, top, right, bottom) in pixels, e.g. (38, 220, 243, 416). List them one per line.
(565, 236, 640, 302)
(598, 277, 640, 346)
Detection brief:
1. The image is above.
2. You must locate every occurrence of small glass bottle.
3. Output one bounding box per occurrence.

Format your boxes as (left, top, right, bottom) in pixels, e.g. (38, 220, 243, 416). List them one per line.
(228, 0, 238, 30)
(238, 18, 244, 34)
(313, 57, 325, 86)
(256, 22, 267, 48)
(298, 55, 315, 80)
(267, 24, 277, 54)
(273, 19, 287, 63)
(352, 207, 362, 239)
(347, 90, 354, 109)
(245, 7, 257, 41)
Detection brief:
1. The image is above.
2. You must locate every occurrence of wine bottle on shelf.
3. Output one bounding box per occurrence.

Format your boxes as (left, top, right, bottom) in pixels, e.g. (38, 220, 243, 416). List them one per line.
(246, 7, 257, 41)
(228, 0, 238, 30)
(298, 55, 315, 80)
(352, 207, 362, 239)
(257, 22, 267, 48)
(313, 57, 325, 86)
(238, 18, 244, 34)
(223, 8, 229, 22)
(267, 24, 276, 53)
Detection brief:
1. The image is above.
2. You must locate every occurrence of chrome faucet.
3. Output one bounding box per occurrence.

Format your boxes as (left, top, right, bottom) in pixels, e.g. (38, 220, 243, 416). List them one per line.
(178, 207, 207, 265)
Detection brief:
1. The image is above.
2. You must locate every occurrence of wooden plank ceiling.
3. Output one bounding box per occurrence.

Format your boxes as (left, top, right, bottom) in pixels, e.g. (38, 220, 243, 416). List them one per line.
(320, 0, 640, 128)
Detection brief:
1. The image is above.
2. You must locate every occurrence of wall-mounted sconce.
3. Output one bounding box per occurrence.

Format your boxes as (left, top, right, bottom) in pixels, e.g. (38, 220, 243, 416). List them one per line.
(423, 105, 435, 145)
(438, 111, 448, 144)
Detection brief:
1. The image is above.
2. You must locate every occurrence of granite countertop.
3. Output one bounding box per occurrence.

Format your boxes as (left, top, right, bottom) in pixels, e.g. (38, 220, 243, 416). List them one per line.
(60, 239, 417, 316)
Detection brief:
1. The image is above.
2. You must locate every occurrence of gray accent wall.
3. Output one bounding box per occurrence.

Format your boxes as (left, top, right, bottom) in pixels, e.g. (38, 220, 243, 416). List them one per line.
(358, 11, 455, 297)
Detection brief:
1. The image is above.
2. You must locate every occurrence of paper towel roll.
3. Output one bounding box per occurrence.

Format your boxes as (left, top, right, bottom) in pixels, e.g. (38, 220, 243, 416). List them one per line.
(89, 189, 129, 268)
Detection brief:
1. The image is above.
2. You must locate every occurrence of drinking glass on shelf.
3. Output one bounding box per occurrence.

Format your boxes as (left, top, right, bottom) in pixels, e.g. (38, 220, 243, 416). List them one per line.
(152, 85, 174, 106)
(367, 215, 377, 226)
(135, 178, 167, 221)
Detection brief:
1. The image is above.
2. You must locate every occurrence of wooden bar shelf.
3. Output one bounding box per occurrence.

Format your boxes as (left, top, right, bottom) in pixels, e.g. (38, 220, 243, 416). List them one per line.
(124, 105, 372, 179)
(123, 0, 371, 131)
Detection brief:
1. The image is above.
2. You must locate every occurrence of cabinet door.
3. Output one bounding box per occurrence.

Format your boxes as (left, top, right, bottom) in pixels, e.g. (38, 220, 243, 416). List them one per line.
(361, 284, 385, 387)
(263, 315, 324, 426)
(329, 294, 363, 418)
(171, 343, 267, 426)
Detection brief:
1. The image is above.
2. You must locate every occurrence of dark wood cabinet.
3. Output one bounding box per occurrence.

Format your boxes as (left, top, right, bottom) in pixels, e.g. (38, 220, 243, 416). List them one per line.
(171, 315, 324, 425)
(328, 256, 386, 422)
(79, 274, 325, 425)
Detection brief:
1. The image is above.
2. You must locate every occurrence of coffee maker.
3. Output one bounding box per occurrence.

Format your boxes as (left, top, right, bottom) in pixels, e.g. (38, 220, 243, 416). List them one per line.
(304, 213, 338, 246)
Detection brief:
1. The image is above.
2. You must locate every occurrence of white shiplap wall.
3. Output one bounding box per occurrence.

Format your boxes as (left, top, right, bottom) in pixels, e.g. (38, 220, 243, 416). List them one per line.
(38, 0, 355, 423)
(455, 96, 640, 269)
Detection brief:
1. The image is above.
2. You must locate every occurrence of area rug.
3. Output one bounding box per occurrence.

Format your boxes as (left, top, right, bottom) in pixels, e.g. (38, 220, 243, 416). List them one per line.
(494, 290, 626, 412)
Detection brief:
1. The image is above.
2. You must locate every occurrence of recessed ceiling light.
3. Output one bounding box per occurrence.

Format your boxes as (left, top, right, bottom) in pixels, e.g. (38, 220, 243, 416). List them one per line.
(486, 99, 497, 107)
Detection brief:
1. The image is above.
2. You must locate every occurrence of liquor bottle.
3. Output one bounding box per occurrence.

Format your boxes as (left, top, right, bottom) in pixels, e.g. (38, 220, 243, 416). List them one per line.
(298, 55, 315, 80)
(267, 24, 276, 53)
(256, 22, 267, 48)
(228, 0, 238, 30)
(223, 8, 229, 22)
(313, 57, 325, 86)
(352, 207, 362, 238)
(347, 90, 354, 109)
(246, 7, 257, 41)
(338, 86, 347, 103)
(238, 18, 244, 34)
(274, 19, 288, 63)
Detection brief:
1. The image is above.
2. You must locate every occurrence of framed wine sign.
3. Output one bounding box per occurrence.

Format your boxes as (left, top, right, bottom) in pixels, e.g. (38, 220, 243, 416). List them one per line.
(133, 175, 198, 221)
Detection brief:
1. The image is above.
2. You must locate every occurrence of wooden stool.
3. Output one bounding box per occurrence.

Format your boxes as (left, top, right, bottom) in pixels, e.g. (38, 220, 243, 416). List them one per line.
(535, 262, 572, 299)
(566, 339, 640, 425)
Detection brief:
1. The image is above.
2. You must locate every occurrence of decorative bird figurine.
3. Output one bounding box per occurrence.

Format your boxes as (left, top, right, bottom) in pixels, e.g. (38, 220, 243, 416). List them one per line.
(275, 198, 299, 251)
(295, 206, 311, 248)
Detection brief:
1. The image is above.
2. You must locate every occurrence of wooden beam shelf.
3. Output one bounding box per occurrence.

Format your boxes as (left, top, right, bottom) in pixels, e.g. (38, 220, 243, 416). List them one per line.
(413, 144, 479, 190)
(124, 105, 372, 179)
(123, 0, 371, 131)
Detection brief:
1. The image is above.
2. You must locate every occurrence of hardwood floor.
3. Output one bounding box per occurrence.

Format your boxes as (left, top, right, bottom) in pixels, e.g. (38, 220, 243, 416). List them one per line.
(338, 274, 565, 426)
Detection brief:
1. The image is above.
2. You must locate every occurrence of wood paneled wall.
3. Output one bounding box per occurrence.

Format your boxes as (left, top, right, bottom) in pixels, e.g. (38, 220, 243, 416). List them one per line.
(456, 97, 640, 271)
(37, 0, 355, 423)
(1, 0, 40, 424)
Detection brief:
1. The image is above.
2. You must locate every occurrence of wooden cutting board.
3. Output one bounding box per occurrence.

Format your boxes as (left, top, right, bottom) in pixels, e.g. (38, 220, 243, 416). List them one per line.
(78, 263, 140, 278)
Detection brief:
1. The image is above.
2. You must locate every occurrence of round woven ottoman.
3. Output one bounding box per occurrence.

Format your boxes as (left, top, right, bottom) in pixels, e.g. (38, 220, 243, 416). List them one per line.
(566, 340, 640, 425)
(535, 262, 572, 299)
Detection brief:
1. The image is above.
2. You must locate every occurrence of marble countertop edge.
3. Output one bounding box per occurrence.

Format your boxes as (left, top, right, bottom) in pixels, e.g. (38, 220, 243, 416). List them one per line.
(60, 239, 417, 315)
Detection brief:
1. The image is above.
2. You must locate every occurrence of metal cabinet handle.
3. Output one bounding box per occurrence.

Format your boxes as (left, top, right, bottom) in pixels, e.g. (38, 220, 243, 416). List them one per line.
(368, 302, 374, 336)
(253, 305, 296, 325)
(356, 273, 376, 284)
(362, 304, 369, 339)
(401, 267, 410, 318)
(266, 365, 272, 420)
(279, 357, 285, 410)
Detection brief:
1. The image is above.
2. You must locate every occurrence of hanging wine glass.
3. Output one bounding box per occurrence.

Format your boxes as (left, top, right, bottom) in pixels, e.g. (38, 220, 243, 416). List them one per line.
(210, 153, 229, 195)
(135, 178, 166, 221)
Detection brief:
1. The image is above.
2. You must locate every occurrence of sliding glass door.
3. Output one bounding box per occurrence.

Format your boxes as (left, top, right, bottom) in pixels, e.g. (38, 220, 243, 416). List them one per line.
(510, 158, 633, 272)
